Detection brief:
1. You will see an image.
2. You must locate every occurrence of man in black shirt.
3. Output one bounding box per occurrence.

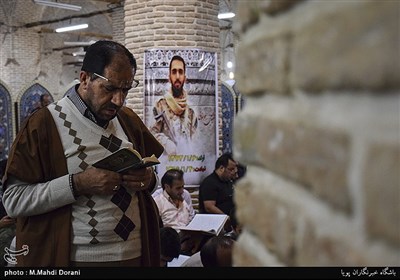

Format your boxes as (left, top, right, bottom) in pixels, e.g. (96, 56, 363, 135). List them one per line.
(199, 153, 238, 215)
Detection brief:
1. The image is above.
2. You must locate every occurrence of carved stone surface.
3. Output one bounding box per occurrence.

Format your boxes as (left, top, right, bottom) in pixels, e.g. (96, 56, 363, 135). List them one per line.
(0, 84, 13, 160)
(221, 83, 235, 154)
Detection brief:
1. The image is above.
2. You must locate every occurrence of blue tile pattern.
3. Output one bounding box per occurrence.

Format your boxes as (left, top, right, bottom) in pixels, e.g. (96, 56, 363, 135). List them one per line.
(19, 83, 53, 127)
(0, 84, 13, 160)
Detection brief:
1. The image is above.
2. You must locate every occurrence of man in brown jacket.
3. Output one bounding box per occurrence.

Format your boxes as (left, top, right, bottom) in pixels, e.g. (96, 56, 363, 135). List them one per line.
(2, 40, 164, 267)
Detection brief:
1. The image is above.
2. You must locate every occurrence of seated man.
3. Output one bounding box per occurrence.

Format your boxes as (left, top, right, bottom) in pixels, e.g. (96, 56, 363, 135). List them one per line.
(152, 169, 195, 228)
(152, 183, 193, 213)
(153, 169, 199, 255)
(199, 153, 238, 215)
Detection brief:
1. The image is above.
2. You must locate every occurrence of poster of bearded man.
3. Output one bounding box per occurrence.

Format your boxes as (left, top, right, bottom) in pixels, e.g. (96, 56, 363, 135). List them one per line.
(144, 49, 218, 185)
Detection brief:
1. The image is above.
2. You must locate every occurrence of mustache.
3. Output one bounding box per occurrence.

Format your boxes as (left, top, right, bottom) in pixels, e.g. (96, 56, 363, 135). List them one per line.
(173, 79, 184, 87)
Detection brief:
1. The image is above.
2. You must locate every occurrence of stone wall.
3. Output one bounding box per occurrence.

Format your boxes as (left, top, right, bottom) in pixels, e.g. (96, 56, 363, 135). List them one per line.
(112, 4, 126, 45)
(233, 0, 399, 266)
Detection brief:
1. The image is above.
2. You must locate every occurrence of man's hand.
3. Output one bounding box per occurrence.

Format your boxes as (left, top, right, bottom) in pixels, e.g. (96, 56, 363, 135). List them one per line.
(73, 167, 122, 196)
(72, 166, 155, 196)
(121, 167, 154, 191)
(0, 215, 16, 228)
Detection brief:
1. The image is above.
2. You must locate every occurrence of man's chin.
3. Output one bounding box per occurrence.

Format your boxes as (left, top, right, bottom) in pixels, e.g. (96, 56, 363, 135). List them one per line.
(101, 109, 119, 119)
(100, 114, 115, 120)
(172, 87, 183, 97)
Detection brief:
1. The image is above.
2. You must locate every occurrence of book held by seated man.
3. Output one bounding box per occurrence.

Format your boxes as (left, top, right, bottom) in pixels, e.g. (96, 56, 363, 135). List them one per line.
(92, 148, 160, 173)
(175, 214, 229, 236)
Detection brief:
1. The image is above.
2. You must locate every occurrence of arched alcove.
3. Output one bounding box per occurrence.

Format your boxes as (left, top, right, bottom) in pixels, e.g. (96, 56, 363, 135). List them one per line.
(19, 83, 53, 127)
(221, 81, 246, 155)
(0, 83, 13, 160)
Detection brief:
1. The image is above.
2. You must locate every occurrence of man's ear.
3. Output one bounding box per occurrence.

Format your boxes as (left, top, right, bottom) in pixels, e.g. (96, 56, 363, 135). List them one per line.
(215, 166, 224, 177)
(79, 71, 90, 88)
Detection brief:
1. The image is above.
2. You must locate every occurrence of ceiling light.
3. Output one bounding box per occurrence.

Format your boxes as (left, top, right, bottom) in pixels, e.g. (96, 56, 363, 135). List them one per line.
(227, 61, 233, 68)
(218, 12, 235, 19)
(229, 72, 234, 79)
(72, 51, 86, 56)
(64, 40, 96, 46)
(56, 24, 88, 33)
(33, 0, 82, 11)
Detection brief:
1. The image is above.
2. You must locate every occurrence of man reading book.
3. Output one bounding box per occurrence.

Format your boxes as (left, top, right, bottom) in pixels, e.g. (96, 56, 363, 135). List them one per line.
(152, 169, 197, 255)
(2, 40, 164, 267)
(152, 169, 195, 228)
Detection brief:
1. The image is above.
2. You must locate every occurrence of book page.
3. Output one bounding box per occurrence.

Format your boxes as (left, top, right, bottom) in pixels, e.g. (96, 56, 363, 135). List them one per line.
(178, 214, 228, 235)
(167, 255, 191, 267)
(128, 148, 143, 160)
(142, 154, 160, 165)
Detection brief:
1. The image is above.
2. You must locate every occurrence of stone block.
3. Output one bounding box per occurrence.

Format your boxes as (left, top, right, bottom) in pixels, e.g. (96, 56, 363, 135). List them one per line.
(364, 144, 400, 246)
(235, 115, 351, 213)
(290, 1, 400, 91)
(236, 35, 290, 95)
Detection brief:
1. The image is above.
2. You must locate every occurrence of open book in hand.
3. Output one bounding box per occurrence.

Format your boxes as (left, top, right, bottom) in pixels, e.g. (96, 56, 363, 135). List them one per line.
(175, 214, 229, 236)
(92, 148, 160, 173)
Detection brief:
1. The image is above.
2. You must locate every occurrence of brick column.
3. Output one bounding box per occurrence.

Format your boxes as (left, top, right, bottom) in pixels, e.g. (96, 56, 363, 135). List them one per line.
(123, 0, 220, 120)
(233, 0, 399, 266)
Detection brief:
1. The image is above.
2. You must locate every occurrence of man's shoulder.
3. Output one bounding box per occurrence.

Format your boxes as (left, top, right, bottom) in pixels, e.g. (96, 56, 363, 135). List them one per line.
(199, 172, 217, 186)
(151, 187, 163, 199)
(21, 107, 54, 130)
(119, 106, 137, 118)
(29, 106, 40, 114)
(152, 189, 167, 203)
(118, 106, 145, 125)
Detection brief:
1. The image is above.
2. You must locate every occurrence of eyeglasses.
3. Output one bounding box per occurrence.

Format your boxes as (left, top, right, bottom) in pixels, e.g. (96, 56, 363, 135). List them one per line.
(93, 72, 139, 90)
